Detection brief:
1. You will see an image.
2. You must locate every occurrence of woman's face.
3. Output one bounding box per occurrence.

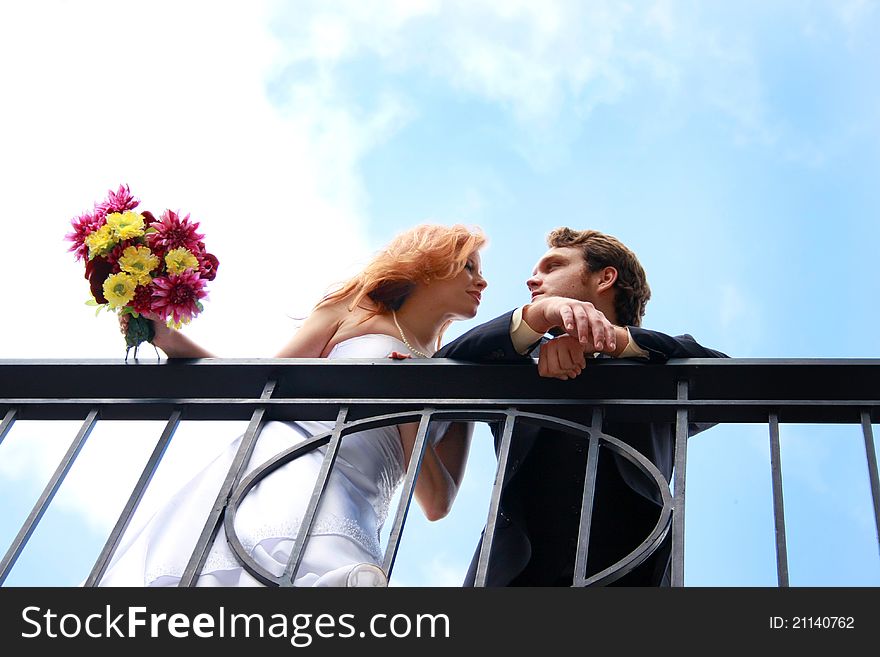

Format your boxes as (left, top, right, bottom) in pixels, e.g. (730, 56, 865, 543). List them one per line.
(424, 250, 487, 320)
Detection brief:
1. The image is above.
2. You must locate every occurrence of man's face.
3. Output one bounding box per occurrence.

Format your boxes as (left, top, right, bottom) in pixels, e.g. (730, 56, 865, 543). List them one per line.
(526, 246, 594, 303)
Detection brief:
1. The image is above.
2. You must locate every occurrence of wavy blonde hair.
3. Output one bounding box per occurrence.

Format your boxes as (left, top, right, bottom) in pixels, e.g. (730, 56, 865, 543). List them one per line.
(319, 223, 486, 318)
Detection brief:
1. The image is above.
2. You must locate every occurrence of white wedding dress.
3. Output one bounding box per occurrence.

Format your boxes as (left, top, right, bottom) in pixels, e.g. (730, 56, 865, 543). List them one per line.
(99, 334, 445, 587)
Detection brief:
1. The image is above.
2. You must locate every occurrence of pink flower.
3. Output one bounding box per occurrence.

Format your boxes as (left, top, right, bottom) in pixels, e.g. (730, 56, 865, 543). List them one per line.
(65, 212, 105, 261)
(98, 184, 140, 214)
(147, 209, 205, 253)
(150, 270, 208, 325)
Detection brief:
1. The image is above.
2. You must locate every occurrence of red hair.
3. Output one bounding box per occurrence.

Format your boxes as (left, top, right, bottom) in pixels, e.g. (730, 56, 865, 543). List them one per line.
(319, 223, 486, 317)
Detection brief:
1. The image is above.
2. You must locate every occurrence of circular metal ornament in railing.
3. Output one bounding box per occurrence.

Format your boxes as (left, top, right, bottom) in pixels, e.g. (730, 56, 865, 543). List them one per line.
(222, 408, 673, 587)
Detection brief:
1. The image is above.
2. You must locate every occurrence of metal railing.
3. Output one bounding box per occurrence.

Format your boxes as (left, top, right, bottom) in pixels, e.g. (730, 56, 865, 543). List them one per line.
(1, 357, 879, 587)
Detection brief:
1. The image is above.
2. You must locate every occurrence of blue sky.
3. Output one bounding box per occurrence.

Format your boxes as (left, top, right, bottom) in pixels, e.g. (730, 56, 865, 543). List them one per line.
(0, 0, 878, 587)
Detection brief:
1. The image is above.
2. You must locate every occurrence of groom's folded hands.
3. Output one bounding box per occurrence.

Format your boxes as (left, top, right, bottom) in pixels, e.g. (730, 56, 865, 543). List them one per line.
(521, 296, 616, 353)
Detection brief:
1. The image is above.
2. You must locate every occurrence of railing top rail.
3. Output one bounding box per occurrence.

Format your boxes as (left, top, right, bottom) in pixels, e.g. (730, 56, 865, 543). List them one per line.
(2, 358, 879, 424)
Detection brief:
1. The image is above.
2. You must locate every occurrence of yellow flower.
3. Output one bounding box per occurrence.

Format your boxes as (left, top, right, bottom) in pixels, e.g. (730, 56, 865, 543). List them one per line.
(165, 247, 200, 274)
(85, 224, 117, 259)
(103, 272, 137, 308)
(119, 245, 159, 286)
(106, 211, 145, 240)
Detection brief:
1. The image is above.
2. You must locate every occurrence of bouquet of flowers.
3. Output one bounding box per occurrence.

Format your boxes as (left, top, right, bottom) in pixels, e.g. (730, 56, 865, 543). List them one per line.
(65, 184, 219, 358)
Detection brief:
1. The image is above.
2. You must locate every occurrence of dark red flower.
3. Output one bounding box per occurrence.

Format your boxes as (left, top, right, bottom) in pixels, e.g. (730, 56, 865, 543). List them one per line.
(130, 284, 156, 315)
(197, 250, 219, 281)
(86, 257, 114, 304)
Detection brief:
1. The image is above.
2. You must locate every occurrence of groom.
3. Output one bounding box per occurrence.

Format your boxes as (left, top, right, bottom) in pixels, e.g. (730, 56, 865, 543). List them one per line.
(435, 227, 727, 586)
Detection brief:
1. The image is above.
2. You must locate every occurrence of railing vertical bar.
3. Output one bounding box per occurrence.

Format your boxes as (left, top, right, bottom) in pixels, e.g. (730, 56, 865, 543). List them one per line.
(85, 409, 182, 587)
(179, 379, 276, 587)
(768, 411, 790, 587)
(573, 408, 603, 586)
(475, 410, 517, 588)
(670, 380, 689, 588)
(860, 411, 880, 556)
(382, 410, 434, 579)
(279, 406, 349, 587)
(0, 408, 17, 446)
(0, 408, 99, 585)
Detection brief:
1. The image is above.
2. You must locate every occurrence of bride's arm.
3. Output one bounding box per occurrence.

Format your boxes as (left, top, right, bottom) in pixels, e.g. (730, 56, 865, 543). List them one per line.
(153, 328, 217, 358)
(399, 421, 473, 521)
(121, 314, 217, 358)
(274, 303, 344, 358)
(129, 301, 343, 359)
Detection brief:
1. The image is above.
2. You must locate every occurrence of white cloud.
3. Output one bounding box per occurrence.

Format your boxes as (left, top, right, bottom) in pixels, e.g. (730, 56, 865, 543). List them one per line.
(0, 419, 251, 535)
(834, 0, 878, 30)
(0, 424, 74, 491)
(0, 0, 387, 359)
(0, 1, 401, 549)
(263, 0, 786, 169)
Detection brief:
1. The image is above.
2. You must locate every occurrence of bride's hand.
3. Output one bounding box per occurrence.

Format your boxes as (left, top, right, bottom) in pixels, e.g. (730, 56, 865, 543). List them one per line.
(118, 312, 215, 358)
(118, 312, 173, 347)
(387, 351, 413, 360)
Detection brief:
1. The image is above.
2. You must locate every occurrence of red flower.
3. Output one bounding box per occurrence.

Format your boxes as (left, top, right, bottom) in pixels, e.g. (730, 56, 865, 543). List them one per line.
(130, 284, 156, 315)
(196, 249, 219, 281)
(147, 209, 205, 253)
(151, 270, 208, 325)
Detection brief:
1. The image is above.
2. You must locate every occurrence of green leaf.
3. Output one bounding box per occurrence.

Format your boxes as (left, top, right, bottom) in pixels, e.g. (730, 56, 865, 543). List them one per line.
(85, 299, 98, 307)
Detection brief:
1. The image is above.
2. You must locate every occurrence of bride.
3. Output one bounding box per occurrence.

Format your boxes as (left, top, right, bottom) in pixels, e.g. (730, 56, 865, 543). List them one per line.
(99, 224, 488, 587)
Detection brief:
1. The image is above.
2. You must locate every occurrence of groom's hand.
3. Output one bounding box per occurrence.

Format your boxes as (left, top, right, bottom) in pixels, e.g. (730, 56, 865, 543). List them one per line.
(537, 335, 588, 380)
(522, 296, 616, 352)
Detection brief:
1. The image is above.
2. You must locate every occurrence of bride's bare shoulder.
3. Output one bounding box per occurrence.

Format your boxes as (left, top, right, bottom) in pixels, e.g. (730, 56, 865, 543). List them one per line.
(321, 303, 398, 355)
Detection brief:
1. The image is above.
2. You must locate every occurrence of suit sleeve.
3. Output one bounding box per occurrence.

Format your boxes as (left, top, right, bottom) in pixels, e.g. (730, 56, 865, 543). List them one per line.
(627, 326, 729, 362)
(434, 310, 533, 363)
(436, 311, 727, 364)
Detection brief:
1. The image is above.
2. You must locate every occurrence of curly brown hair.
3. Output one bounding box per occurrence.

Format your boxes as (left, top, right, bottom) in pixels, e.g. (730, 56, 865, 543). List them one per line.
(546, 227, 650, 326)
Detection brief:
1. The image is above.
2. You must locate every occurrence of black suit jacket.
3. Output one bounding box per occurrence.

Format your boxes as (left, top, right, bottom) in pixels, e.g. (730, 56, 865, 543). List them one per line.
(435, 310, 728, 586)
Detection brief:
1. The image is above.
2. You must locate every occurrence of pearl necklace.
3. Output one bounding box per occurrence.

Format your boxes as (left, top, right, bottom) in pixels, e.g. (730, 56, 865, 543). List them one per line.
(391, 310, 430, 358)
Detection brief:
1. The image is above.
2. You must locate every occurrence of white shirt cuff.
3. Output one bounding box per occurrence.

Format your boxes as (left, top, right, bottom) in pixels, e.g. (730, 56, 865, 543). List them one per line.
(510, 308, 649, 359)
(619, 327, 650, 359)
(509, 306, 545, 355)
